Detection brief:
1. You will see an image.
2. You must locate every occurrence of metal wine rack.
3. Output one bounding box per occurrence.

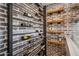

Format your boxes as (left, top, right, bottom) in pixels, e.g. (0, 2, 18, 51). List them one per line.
(12, 3, 44, 56)
(0, 3, 44, 56)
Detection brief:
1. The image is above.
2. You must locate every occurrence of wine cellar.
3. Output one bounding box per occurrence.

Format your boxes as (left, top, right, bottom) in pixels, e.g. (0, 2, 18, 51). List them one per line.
(0, 3, 79, 56)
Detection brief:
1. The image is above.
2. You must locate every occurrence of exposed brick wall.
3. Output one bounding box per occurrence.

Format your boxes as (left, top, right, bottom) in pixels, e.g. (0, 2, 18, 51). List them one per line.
(0, 3, 8, 56)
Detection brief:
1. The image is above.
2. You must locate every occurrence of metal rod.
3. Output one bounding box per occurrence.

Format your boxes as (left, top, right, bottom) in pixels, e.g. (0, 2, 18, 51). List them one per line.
(43, 6, 47, 56)
(7, 3, 13, 56)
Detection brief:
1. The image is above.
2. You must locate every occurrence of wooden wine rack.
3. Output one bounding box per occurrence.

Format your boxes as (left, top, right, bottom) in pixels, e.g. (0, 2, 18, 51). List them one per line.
(46, 4, 67, 56)
(47, 6, 64, 15)
(47, 39, 66, 56)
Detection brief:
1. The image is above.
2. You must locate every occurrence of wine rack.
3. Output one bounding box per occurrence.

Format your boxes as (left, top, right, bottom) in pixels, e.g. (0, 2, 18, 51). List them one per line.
(12, 3, 44, 56)
(0, 3, 44, 56)
(1, 3, 78, 56)
(46, 4, 67, 56)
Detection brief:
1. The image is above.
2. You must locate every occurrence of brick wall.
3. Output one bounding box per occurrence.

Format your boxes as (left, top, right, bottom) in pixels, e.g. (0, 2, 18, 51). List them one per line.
(0, 3, 8, 56)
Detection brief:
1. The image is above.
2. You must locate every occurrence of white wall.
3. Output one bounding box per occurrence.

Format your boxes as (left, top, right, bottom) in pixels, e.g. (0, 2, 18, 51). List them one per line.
(65, 22, 79, 56)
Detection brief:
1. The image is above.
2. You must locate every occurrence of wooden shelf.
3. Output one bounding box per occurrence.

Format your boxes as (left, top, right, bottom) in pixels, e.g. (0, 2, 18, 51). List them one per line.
(47, 39, 65, 46)
(47, 28, 64, 34)
(47, 6, 64, 15)
(47, 17, 64, 24)
(70, 4, 79, 10)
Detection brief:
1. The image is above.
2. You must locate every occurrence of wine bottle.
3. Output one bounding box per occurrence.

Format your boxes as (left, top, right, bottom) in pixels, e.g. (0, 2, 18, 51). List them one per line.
(21, 34, 31, 40)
